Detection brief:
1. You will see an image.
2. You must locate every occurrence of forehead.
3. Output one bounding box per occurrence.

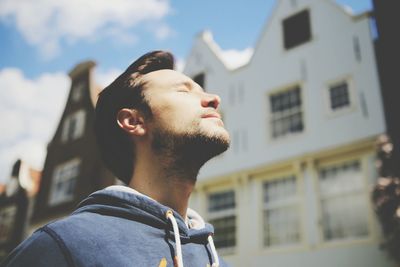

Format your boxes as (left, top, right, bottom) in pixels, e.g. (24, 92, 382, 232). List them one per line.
(141, 69, 193, 90)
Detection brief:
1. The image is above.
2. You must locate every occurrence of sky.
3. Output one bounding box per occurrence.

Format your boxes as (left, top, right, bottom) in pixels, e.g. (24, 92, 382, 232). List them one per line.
(0, 0, 372, 184)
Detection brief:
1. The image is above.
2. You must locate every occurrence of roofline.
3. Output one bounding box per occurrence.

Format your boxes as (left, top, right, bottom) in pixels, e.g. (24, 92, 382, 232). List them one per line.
(68, 60, 96, 78)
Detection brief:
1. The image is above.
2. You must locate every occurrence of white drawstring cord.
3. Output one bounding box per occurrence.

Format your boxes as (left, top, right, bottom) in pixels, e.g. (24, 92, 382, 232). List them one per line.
(166, 210, 184, 267)
(207, 235, 220, 267)
(166, 210, 220, 267)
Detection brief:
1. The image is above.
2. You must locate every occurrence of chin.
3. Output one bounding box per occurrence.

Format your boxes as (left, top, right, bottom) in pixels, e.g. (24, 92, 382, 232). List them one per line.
(151, 122, 230, 163)
(199, 128, 230, 157)
(210, 130, 230, 148)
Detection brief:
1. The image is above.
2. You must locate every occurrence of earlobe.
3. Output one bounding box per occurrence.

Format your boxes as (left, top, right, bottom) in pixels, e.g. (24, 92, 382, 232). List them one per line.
(117, 109, 146, 136)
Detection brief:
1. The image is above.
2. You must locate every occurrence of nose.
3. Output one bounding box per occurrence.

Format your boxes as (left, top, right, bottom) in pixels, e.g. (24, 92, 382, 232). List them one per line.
(201, 93, 221, 109)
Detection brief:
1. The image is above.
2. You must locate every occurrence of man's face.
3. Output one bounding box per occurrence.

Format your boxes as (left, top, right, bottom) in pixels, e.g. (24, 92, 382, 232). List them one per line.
(141, 69, 230, 161)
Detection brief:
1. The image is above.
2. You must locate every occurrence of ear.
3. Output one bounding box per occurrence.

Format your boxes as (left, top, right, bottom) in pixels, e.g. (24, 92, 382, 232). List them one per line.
(117, 108, 147, 136)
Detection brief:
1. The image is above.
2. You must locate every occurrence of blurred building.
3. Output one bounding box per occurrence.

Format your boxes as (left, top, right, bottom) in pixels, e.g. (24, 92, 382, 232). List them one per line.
(372, 0, 400, 176)
(0, 160, 41, 259)
(29, 61, 115, 232)
(1, 61, 116, 258)
(184, 0, 392, 266)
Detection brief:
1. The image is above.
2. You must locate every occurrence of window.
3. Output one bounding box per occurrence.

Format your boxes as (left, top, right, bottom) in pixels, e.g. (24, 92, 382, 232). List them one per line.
(0, 205, 17, 244)
(61, 109, 86, 143)
(269, 86, 304, 138)
(193, 73, 205, 90)
(208, 190, 236, 249)
(283, 9, 311, 50)
(329, 81, 350, 110)
(353, 36, 362, 62)
(263, 176, 301, 247)
(71, 81, 86, 102)
(48, 158, 81, 206)
(229, 83, 245, 106)
(318, 160, 369, 241)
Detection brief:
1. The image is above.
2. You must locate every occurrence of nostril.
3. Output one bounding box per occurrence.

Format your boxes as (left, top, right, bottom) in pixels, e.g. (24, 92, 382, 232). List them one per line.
(207, 101, 217, 109)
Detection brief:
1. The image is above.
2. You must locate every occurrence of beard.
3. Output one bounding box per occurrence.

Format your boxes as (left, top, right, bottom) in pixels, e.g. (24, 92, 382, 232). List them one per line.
(151, 123, 230, 179)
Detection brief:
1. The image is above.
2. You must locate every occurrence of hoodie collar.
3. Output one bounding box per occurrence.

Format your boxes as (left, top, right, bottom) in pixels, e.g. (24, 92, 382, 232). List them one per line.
(73, 186, 214, 240)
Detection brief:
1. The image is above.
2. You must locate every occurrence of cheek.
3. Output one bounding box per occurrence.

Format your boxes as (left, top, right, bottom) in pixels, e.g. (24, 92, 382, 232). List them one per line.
(148, 95, 203, 131)
(152, 106, 200, 132)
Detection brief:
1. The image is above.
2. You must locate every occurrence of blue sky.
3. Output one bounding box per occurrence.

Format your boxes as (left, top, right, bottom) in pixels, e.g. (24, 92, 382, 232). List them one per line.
(0, 0, 372, 183)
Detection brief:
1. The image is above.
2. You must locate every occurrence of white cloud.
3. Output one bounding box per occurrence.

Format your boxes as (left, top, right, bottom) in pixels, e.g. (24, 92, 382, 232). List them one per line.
(342, 5, 354, 15)
(0, 0, 172, 59)
(0, 68, 70, 183)
(154, 24, 174, 40)
(220, 48, 254, 70)
(96, 68, 122, 89)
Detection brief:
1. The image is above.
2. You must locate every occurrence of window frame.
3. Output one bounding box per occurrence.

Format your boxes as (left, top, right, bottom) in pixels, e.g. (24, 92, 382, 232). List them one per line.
(0, 205, 18, 244)
(324, 76, 357, 117)
(315, 156, 374, 245)
(61, 109, 86, 143)
(260, 173, 304, 250)
(71, 80, 86, 102)
(282, 9, 312, 50)
(206, 188, 237, 254)
(193, 72, 206, 91)
(266, 83, 306, 141)
(48, 158, 81, 207)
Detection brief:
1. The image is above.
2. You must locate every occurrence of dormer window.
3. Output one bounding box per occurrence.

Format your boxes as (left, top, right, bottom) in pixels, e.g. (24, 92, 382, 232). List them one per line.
(71, 81, 86, 102)
(282, 9, 312, 50)
(193, 73, 205, 90)
(61, 109, 86, 143)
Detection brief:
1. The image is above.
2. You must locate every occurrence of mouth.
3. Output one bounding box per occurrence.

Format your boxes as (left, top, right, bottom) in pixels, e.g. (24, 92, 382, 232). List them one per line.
(201, 113, 221, 119)
(201, 112, 224, 126)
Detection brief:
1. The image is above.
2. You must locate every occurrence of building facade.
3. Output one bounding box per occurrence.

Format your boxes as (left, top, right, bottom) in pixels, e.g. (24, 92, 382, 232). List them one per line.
(184, 0, 392, 266)
(30, 61, 115, 231)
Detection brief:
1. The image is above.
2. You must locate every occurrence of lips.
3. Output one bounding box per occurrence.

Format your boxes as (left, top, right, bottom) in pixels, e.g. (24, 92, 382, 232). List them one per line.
(201, 113, 221, 119)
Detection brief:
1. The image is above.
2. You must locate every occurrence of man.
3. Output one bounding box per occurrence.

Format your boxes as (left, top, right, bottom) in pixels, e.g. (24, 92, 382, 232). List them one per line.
(1, 51, 230, 267)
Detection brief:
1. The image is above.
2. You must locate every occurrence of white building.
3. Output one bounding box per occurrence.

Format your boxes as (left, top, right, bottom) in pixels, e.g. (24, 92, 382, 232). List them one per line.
(184, 0, 393, 266)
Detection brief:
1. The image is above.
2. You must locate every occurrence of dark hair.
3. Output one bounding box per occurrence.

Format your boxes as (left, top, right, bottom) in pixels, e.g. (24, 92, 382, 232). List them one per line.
(94, 50, 175, 184)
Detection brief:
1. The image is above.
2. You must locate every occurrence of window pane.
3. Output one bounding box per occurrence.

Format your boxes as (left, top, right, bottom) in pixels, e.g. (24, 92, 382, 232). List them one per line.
(283, 9, 312, 50)
(330, 82, 350, 110)
(270, 86, 303, 138)
(208, 190, 235, 212)
(209, 215, 236, 249)
(208, 190, 236, 249)
(321, 194, 369, 240)
(263, 176, 297, 203)
(318, 160, 369, 241)
(264, 206, 300, 246)
(193, 73, 205, 90)
(49, 159, 81, 206)
(263, 176, 301, 247)
(71, 81, 86, 102)
(319, 161, 362, 196)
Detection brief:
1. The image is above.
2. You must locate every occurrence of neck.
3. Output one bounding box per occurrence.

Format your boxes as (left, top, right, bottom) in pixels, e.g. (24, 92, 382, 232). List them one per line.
(128, 148, 199, 218)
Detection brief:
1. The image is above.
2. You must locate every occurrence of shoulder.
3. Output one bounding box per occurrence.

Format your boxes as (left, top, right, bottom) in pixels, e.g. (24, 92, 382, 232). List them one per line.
(1, 228, 70, 267)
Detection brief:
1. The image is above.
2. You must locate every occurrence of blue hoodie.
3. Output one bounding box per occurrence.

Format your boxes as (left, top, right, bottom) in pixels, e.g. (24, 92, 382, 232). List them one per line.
(1, 186, 228, 267)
